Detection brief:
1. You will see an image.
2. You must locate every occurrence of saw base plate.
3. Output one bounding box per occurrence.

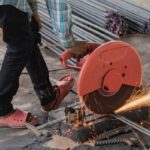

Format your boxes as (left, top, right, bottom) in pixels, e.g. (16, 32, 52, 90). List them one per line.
(47, 103, 148, 142)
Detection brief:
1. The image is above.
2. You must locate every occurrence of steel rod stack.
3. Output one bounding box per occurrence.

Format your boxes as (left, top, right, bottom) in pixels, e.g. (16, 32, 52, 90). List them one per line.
(37, 0, 150, 56)
(94, 0, 150, 33)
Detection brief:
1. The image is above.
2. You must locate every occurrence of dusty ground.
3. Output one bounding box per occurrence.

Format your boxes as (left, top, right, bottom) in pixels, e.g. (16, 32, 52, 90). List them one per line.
(124, 0, 150, 10)
(122, 35, 150, 84)
(0, 33, 150, 150)
(0, 1, 150, 149)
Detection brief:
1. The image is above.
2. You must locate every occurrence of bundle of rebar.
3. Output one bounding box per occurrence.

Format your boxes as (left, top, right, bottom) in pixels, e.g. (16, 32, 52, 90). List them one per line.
(37, 0, 150, 57)
(105, 11, 128, 36)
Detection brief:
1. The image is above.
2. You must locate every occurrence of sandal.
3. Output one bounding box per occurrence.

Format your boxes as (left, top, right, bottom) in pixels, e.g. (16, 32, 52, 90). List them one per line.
(42, 74, 75, 112)
(0, 109, 39, 128)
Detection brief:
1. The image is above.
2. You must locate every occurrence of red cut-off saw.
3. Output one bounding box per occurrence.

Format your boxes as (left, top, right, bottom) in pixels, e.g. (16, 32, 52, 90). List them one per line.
(60, 41, 142, 114)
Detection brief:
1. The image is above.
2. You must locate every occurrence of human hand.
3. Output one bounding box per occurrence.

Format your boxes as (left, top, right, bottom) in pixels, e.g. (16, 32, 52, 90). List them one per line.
(60, 41, 100, 68)
(32, 12, 42, 31)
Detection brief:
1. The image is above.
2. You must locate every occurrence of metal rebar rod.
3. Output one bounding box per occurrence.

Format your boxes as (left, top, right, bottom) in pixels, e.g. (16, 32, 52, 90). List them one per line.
(113, 114, 150, 137)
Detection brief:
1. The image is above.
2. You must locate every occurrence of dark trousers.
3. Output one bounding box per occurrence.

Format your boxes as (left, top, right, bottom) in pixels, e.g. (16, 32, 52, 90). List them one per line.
(0, 5, 55, 116)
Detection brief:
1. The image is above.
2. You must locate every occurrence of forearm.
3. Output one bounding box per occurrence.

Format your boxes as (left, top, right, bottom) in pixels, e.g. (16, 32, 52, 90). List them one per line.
(27, 0, 38, 13)
(45, 0, 76, 48)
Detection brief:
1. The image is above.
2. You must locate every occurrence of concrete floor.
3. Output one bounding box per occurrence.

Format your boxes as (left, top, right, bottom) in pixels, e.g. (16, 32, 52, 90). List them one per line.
(0, 0, 150, 149)
(124, 0, 150, 10)
(0, 34, 150, 150)
(122, 35, 150, 84)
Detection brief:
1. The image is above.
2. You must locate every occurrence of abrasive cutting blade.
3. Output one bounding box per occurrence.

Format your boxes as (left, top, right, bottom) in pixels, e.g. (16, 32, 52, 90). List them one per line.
(82, 85, 134, 114)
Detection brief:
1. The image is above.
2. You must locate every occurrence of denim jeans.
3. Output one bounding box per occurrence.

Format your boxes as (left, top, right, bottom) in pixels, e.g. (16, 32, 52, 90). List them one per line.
(0, 5, 55, 116)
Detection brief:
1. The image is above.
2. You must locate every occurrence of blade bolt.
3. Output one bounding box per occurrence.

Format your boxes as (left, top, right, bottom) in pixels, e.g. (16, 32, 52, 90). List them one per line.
(122, 73, 125, 77)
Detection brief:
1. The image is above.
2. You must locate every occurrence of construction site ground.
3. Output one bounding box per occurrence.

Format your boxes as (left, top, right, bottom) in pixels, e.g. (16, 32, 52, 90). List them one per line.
(0, 0, 150, 148)
(0, 33, 150, 150)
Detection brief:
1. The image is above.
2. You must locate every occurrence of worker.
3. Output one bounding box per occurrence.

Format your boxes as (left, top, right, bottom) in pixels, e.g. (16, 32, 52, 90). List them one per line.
(0, 0, 98, 128)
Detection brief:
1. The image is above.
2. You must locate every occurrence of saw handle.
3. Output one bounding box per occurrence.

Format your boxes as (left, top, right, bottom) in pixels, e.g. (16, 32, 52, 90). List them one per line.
(60, 51, 82, 71)
(63, 64, 81, 71)
(60, 43, 100, 71)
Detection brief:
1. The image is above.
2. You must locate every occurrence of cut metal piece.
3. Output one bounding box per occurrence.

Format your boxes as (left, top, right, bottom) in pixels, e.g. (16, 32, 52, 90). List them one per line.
(82, 85, 134, 114)
(95, 137, 137, 146)
(112, 113, 150, 137)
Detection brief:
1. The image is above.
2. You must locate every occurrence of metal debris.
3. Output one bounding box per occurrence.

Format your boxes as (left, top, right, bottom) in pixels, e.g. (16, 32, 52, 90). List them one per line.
(95, 137, 137, 146)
